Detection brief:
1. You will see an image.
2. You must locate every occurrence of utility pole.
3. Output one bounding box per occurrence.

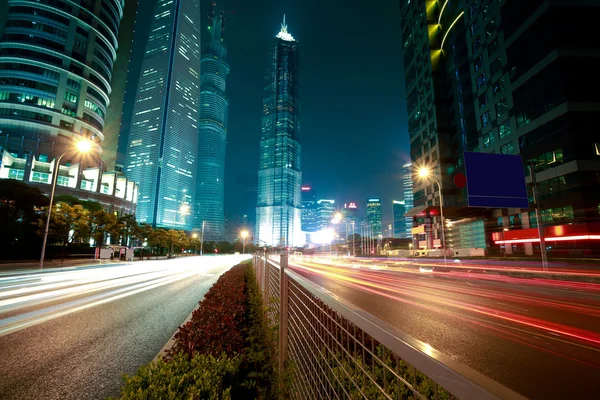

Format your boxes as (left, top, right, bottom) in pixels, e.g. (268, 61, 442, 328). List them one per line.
(529, 163, 548, 270)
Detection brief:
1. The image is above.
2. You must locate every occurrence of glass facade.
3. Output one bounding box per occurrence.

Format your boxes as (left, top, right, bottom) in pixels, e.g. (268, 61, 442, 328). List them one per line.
(316, 200, 335, 232)
(402, 162, 413, 237)
(256, 17, 302, 247)
(366, 198, 383, 238)
(194, 6, 230, 240)
(124, 0, 201, 229)
(0, 0, 123, 148)
(393, 200, 407, 238)
(301, 186, 318, 233)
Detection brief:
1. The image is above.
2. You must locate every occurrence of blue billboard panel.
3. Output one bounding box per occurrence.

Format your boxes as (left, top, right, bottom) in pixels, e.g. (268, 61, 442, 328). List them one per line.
(463, 152, 529, 208)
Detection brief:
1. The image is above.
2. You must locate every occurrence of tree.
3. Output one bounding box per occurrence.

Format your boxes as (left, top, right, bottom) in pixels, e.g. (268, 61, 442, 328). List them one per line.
(117, 214, 139, 246)
(0, 180, 47, 259)
(35, 202, 90, 260)
(90, 209, 119, 248)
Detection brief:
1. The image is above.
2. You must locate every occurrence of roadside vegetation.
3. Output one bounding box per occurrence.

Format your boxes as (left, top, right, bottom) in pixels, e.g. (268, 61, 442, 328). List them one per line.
(0, 180, 254, 260)
(113, 262, 278, 399)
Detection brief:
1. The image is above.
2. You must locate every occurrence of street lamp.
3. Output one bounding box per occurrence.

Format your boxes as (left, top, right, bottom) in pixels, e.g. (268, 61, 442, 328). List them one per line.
(40, 138, 94, 268)
(192, 233, 198, 254)
(418, 166, 447, 263)
(240, 230, 249, 254)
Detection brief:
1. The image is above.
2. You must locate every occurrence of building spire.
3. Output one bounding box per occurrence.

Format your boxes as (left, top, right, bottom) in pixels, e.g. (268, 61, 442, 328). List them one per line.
(276, 13, 295, 41)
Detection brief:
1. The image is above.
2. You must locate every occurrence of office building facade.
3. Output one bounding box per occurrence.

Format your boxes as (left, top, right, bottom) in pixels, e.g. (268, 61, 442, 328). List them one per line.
(0, 0, 138, 213)
(400, 0, 600, 255)
(366, 198, 383, 238)
(393, 200, 406, 238)
(256, 16, 302, 247)
(316, 199, 335, 231)
(195, 4, 230, 240)
(124, 0, 201, 229)
(301, 186, 318, 233)
(402, 162, 413, 237)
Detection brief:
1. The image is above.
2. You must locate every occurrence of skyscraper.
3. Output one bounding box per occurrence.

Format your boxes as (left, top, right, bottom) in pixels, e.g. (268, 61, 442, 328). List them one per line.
(256, 16, 302, 247)
(316, 199, 335, 231)
(0, 0, 122, 157)
(0, 0, 138, 215)
(366, 198, 383, 238)
(402, 163, 413, 237)
(124, 0, 201, 229)
(102, 0, 138, 172)
(195, 3, 230, 240)
(400, 1, 600, 254)
(301, 186, 318, 233)
(393, 200, 407, 238)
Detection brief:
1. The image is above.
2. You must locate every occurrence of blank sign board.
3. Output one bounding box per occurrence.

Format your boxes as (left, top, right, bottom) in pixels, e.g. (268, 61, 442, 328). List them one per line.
(463, 152, 529, 208)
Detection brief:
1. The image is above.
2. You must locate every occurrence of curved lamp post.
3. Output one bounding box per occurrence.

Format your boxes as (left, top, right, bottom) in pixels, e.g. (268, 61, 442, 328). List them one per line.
(418, 167, 447, 263)
(40, 139, 93, 269)
(240, 230, 249, 254)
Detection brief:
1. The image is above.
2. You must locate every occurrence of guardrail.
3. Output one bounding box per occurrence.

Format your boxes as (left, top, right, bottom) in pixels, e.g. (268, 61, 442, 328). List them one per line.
(252, 252, 527, 400)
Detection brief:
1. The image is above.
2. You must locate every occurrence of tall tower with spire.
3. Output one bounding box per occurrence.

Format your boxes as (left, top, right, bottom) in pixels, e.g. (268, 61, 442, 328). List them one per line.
(194, 2, 230, 239)
(256, 16, 303, 247)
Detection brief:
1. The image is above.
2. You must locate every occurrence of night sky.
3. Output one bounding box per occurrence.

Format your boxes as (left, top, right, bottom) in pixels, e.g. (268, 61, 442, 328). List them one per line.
(127, 0, 409, 225)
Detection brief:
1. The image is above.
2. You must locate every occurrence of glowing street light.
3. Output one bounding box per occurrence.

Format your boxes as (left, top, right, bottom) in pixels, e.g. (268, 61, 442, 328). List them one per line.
(417, 166, 447, 263)
(40, 138, 94, 269)
(240, 230, 249, 254)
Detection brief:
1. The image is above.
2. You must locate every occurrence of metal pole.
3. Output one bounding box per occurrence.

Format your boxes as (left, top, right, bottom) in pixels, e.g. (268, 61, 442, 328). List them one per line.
(40, 152, 66, 269)
(279, 253, 289, 387)
(242, 236, 246, 254)
(529, 164, 548, 270)
(200, 221, 205, 256)
(432, 177, 447, 264)
(352, 222, 356, 256)
(263, 250, 268, 308)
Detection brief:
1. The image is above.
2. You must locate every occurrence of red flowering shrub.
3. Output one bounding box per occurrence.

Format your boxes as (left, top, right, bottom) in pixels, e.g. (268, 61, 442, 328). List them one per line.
(167, 264, 249, 359)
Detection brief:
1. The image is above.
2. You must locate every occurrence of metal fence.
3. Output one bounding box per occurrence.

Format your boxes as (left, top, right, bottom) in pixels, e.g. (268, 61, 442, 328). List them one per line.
(252, 252, 527, 400)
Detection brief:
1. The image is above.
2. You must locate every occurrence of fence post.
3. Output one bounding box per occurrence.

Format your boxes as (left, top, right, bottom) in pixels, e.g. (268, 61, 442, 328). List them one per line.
(263, 250, 269, 308)
(279, 253, 289, 388)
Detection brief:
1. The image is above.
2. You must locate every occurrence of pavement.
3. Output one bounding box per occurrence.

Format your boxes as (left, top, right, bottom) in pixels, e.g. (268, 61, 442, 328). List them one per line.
(287, 256, 600, 400)
(0, 255, 251, 400)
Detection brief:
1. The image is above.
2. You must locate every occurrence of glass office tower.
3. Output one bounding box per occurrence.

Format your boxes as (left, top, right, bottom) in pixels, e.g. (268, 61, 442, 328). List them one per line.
(256, 16, 303, 247)
(402, 163, 413, 237)
(195, 4, 230, 240)
(124, 0, 201, 229)
(366, 198, 383, 238)
(0, 0, 123, 152)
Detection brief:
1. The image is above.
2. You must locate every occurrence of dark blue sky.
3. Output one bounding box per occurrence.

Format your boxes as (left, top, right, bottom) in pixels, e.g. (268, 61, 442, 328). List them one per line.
(127, 0, 409, 225)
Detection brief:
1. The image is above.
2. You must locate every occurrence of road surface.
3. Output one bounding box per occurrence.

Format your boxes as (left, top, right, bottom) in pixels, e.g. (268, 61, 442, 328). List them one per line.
(0, 255, 250, 400)
(287, 256, 600, 400)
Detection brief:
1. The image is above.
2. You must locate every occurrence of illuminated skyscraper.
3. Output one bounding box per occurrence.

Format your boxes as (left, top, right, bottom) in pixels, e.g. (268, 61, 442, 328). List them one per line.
(194, 3, 230, 240)
(402, 162, 413, 237)
(124, 0, 201, 229)
(366, 198, 383, 238)
(393, 200, 407, 238)
(301, 186, 318, 233)
(256, 16, 302, 247)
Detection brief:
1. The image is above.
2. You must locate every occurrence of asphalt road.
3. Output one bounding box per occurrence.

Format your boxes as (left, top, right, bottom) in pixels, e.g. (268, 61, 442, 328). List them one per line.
(0, 255, 250, 400)
(287, 256, 600, 400)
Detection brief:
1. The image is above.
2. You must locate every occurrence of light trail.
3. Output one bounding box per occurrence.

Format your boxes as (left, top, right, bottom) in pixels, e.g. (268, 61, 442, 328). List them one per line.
(0, 255, 250, 337)
(286, 256, 600, 364)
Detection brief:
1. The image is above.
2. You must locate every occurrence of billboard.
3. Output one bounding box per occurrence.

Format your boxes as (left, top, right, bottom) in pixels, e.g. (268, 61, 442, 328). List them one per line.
(463, 152, 529, 208)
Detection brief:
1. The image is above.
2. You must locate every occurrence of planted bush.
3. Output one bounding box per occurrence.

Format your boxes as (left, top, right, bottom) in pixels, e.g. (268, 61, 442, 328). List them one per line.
(115, 352, 241, 400)
(115, 262, 277, 399)
(168, 264, 249, 358)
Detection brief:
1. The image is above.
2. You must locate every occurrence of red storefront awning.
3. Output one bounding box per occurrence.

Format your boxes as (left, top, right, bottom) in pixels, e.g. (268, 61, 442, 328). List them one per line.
(493, 223, 600, 244)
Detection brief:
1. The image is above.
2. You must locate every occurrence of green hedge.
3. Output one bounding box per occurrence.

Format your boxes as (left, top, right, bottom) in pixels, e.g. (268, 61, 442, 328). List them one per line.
(113, 263, 277, 399)
(113, 352, 241, 400)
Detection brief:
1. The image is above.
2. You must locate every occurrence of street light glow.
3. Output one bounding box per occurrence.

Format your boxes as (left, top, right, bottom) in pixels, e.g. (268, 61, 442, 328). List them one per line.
(180, 204, 190, 215)
(240, 230, 248, 238)
(76, 139, 93, 153)
(418, 167, 430, 178)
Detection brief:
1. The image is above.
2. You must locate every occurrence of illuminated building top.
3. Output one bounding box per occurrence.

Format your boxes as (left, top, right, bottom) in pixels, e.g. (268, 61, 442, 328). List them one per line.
(276, 14, 295, 42)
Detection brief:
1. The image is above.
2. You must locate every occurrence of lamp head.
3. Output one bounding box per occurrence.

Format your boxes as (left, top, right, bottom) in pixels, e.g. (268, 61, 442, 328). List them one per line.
(418, 167, 430, 178)
(76, 139, 93, 153)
